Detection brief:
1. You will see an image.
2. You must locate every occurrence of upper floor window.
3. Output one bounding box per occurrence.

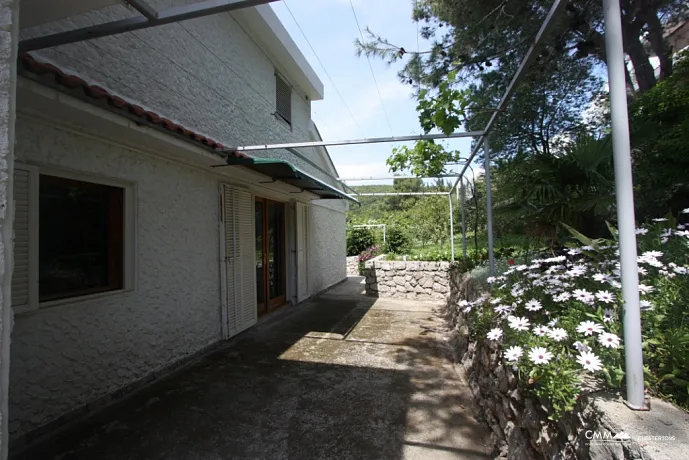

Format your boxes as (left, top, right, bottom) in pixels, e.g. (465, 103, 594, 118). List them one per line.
(275, 74, 292, 126)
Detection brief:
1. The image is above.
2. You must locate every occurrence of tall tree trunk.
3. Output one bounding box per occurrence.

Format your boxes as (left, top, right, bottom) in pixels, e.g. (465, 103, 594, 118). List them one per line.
(644, 11, 673, 81)
(623, 24, 656, 92)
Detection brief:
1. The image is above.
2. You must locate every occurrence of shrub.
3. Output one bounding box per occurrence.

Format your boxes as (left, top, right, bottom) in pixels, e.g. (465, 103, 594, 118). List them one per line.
(384, 226, 412, 254)
(357, 246, 379, 275)
(347, 228, 375, 256)
(462, 211, 689, 419)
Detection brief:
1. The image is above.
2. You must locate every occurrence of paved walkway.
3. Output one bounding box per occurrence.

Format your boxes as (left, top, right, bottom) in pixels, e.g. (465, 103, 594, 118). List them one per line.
(15, 277, 491, 460)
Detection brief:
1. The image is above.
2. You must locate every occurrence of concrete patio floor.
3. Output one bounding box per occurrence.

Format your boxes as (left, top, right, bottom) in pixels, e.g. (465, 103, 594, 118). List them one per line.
(13, 277, 492, 460)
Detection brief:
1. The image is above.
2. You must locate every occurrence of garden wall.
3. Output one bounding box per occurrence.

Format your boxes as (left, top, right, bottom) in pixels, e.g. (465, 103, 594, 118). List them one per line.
(445, 271, 672, 460)
(346, 256, 359, 276)
(364, 260, 450, 301)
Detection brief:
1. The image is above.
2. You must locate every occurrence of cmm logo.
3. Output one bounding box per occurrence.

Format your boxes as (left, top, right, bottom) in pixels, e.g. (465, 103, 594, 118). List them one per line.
(585, 430, 631, 443)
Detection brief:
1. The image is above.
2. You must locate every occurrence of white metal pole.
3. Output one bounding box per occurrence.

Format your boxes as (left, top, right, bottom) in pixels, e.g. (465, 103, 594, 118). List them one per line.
(229, 131, 484, 152)
(449, 192, 455, 261)
(603, 0, 645, 410)
(460, 179, 467, 259)
(484, 137, 495, 276)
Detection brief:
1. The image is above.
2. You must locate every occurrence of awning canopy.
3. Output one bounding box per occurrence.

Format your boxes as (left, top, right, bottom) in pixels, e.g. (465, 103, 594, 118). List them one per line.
(226, 156, 359, 203)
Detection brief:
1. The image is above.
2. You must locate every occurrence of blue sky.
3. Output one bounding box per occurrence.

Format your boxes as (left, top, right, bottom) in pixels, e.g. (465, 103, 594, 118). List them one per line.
(271, 0, 474, 184)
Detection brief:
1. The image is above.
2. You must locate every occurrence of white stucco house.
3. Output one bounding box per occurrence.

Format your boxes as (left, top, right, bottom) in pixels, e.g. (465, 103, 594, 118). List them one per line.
(0, 0, 356, 452)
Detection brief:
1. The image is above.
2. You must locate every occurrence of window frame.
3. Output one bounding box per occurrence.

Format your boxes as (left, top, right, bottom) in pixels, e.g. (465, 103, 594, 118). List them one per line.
(13, 164, 136, 314)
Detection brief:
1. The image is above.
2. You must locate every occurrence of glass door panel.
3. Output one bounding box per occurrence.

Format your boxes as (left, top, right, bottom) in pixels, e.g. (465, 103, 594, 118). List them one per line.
(255, 198, 286, 315)
(255, 199, 265, 315)
(267, 202, 285, 307)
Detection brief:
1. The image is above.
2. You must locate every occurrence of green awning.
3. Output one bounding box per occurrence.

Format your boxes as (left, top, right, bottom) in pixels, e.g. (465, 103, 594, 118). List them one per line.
(227, 156, 358, 203)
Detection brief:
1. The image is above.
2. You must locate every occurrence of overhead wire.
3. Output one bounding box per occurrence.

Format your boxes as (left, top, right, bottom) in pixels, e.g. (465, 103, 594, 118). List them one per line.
(282, 0, 363, 137)
(347, 0, 394, 135)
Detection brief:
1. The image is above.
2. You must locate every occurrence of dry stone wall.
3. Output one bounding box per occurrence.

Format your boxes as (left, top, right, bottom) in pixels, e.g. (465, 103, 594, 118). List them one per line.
(364, 260, 450, 301)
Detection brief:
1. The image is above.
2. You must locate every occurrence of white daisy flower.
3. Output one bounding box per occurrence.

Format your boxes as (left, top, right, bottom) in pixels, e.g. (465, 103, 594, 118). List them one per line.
(642, 250, 663, 258)
(463, 306, 472, 313)
(508, 316, 530, 332)
(580, 245, 595, 251)
(677, 230, 689, 237)
(595, 290, 616, 304)
(603, 308, 617, 322)
(609, 280, 622, 289)
(635, 228, 649, 235)
(592, 273, 611, 283)
(553, 292, 571, 303)
(567, 248, 582, 255)
(577, 351, 603, 372)
(640, 300, 653, 310)
(490, 297, 503, 305)
(573, 289, 592, 301)
(532, 325, 549, 337)
(486, 276, 497, 284)
(547, 328, 568, 342)
(487, 328, 503, 341)
(525, 299, 542, 312)
(638, 284, 655, 294)
(577, 321, 604, 336)
(495, 304, 513, 315)
(504, 346, 523, 361)
(547, 318, 559, 327)
(458, 300, 470, 307)
(598, 332, 621, 348)
(516, 264, 529, 271)
(528, 347, 553, 365)
(682, 208, 689, 214)
(573, 341, 590, 352)
(638, 266, 648, 276)
(652, 217, 668, 222)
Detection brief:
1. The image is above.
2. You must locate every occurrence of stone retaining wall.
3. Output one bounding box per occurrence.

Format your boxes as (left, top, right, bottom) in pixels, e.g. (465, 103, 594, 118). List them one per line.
(346, 256, 359, 276)
(446, 271, 659, 460)
(364, 260, 450, 301)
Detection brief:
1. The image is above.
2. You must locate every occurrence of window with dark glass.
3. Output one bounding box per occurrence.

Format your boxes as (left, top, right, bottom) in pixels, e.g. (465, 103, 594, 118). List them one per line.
(39, 175, 124, 301)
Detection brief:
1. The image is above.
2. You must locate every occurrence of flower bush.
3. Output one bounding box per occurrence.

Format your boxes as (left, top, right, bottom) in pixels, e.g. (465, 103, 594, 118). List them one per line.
(462, 211, 689, 420)
(357, 246, 379, 275)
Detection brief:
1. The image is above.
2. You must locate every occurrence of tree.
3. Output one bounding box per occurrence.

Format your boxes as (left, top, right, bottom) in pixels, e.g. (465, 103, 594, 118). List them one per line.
(494, 134, 616, 239)
(386, 178, 425, 211)
(358, 0, 686, 95)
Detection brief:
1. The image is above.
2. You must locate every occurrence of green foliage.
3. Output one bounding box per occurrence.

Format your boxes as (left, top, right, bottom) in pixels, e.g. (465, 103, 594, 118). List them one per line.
(384, 226, 412, 254)
(630, 53, 689, 218)
(494, 134, 615, 238)
(346, 227, 375, 257)
(387, 141, 461, 178)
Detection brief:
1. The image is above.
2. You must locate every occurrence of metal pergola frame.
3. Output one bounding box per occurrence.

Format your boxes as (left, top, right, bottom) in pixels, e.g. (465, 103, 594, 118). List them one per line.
(223, 0, 647, 411)
(22, 0, 645, 411)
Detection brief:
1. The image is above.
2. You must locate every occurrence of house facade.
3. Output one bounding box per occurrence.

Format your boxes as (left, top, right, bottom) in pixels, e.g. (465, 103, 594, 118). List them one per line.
(4, 1, 353, 449)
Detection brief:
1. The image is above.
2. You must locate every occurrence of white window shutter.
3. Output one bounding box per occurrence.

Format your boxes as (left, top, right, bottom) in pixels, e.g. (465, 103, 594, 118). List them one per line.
(222, 185, 257, 337)
(296, 203, 309, 303)
(12, 166, 37, 311)
(236, 188, 256, 332)
(222, 185, 239, 335)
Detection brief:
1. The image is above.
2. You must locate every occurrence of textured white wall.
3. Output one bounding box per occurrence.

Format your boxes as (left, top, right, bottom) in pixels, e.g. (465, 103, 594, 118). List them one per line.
(10, 117, 222, 439)
(20, 1, 340, 189)
(1, 0, 19, 456)
(308, 200, 347, 295)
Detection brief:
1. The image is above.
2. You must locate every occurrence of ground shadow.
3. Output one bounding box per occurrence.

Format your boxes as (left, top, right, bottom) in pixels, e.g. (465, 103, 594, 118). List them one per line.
(11, 278, 491, 460)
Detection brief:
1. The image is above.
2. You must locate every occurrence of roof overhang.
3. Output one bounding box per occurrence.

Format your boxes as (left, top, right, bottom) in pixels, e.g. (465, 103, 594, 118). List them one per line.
(225, 157, 358, 202)
(233, 4, 324, 101)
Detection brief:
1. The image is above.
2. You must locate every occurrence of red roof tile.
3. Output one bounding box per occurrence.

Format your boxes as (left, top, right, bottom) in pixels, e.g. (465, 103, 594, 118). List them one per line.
(18, 53, 248, 160)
